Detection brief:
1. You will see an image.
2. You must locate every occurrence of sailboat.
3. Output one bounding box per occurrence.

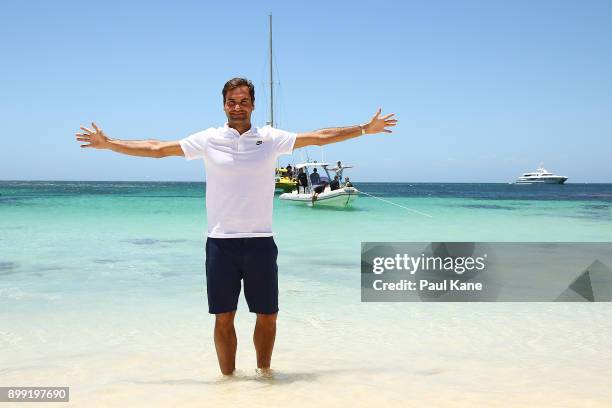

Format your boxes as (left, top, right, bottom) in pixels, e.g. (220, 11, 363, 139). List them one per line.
(266, 15, 359, 207)
(265, 15, 297, 194)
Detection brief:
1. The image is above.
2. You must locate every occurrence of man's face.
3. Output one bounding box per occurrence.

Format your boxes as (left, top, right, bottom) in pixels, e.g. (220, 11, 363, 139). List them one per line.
(223, 86, 254, 125)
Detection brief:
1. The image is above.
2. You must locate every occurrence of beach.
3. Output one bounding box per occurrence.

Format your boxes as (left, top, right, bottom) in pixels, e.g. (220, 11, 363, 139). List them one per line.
(2, 181, 612, 406)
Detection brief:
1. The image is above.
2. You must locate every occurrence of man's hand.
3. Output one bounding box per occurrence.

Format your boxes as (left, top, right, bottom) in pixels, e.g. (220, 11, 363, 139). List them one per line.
(364, 108, 397, 134)
(74, 124, 183, 158)
(75, 122, 109, 149)
(294, 108, 398, 149)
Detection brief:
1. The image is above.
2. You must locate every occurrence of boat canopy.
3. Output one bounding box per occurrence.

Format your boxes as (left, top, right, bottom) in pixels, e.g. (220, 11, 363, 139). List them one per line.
(294, 162, 330, 169)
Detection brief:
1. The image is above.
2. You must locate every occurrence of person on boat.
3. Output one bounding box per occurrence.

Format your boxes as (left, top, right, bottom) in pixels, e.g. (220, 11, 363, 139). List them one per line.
(332, 160, 345, 182)
(309, 168, 321, 186)
(344, 177, 354, 188)
(297, 168, 308, 193)
(311, 181, 329, 204)
(75, 77, 396, 377)
(285, 164, 293, 178)
(330, 175, 340, 191)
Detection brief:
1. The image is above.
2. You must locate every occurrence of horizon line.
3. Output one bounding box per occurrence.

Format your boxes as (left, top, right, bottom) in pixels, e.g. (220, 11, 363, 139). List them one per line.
(1, 179, 611, 185)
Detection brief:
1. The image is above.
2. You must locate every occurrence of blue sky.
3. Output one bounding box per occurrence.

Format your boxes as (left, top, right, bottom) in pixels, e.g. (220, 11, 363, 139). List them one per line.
(1, 0, 611, 182)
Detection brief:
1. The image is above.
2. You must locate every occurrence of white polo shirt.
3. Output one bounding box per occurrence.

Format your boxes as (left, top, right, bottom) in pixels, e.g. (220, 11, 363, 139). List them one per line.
(179, 124, 296, 238)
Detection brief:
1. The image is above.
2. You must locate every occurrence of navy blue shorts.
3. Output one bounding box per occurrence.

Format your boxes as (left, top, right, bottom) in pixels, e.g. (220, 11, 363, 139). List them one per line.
(205, 237, 279, 315)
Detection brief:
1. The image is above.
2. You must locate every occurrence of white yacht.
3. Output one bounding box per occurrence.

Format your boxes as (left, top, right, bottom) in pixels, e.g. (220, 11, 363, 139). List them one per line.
(513, 166, 568, 184)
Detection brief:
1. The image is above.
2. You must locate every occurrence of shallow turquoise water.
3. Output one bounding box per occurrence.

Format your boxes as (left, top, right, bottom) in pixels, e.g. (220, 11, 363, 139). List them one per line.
(1, 181, 611, 309)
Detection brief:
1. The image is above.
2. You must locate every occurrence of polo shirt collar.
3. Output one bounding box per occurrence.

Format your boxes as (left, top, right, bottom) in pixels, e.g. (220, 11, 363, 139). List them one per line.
(223, 123, 259, 138)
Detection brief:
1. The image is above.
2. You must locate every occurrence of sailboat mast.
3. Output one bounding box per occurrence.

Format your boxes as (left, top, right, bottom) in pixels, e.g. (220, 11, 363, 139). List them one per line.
(268, 14, 274, 128)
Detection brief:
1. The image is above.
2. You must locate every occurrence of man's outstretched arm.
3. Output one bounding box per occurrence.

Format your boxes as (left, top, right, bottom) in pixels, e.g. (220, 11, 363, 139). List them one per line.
(75, 122, 184, 158)
(294, 109, 397, 149)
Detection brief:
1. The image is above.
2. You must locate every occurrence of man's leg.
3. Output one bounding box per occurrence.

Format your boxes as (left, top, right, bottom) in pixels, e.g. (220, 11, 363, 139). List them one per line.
(214, 311, 237, 375)
(242, 237, 279, 370)
(254, 312, 277, 369)
(206, 238, 242, 375)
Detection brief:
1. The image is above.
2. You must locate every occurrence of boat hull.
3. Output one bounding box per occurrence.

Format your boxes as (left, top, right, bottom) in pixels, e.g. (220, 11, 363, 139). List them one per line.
(275, 181, 296, 193)
(514, 177, 568, 184)
(279, 187, 359, 207)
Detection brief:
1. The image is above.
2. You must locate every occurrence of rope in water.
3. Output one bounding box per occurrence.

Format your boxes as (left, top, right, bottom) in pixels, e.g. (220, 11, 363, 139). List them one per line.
(358, 190, 434, 218)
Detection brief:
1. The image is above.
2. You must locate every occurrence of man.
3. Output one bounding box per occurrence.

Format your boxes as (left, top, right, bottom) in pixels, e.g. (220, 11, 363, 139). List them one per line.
(309, 167, 321, 186)
(330, 175, 340, 191)
(344, 177, 354, 188)
(311, 181, 329, 205)
(297, 167, 308, 194)
(332, 160, 345, 182)
(75, 77, 397, 376)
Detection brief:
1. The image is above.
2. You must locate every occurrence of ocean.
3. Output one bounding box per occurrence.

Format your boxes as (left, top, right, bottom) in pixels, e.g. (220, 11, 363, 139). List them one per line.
(1, 181, 612, 407)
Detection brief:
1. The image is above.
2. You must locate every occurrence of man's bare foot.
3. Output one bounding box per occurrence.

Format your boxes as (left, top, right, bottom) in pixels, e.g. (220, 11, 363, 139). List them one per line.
(218, 370, 237, 381)
(255, 368, 274, 379)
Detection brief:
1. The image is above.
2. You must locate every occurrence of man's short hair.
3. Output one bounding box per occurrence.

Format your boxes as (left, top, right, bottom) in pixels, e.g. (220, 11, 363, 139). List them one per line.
(222, 78, 255, 103)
